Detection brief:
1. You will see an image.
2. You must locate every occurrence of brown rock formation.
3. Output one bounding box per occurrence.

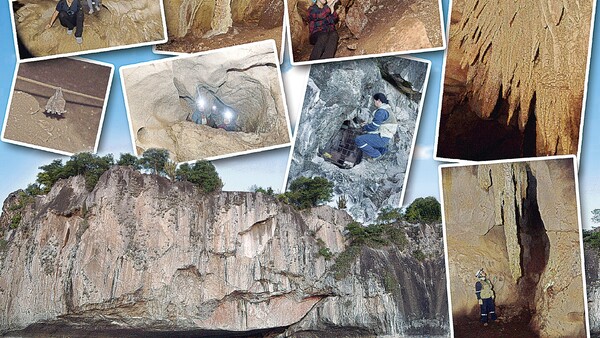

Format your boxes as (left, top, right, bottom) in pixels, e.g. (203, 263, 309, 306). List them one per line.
(287, 0, 443, 62)
(122, 41, 290, 162)
(442, 158, 586, 337)
(157, 0, 284, 56)
(437, 0, 593, 160)
(0, 166, 449, 336)
(14, 0, 165, 59)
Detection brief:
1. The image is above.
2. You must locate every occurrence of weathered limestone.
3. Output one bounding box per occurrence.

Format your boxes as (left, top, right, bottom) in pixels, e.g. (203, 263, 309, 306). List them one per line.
(0, 167, 449, 336)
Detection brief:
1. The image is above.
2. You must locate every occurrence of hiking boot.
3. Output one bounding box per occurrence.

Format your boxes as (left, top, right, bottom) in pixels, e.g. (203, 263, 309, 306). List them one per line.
(76, 37, 83, 44)
(95, 5, 101, 11)
(88, 8, 94, 14)
(67, 29, 73, 35)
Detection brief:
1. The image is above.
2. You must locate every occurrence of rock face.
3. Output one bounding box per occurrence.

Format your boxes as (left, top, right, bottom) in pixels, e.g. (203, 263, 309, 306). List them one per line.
(287, 0, 443, 61)
(442, 158, 586, 337)
(585, 239, 600, 334)
(288, 57, 428, 223)
(122, 41, 290, 162)
(158, 0, 284, 55)
(14, 0, 165, 58)
(0, 166, 448, 336)
(437, 0, 593, 160)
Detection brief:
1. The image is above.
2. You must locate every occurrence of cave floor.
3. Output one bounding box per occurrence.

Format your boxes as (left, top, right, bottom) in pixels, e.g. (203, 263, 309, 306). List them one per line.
(453, 307, 538, 338)
(156, 24, 283, 57)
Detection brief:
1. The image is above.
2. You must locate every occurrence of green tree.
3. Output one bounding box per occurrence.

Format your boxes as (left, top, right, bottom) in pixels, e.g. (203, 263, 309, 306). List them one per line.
(140, 148, 170, 175)
(117, 153, 141, 169)
(62, 153, 114, 191)
(164, 160, 177, 182)
(404, 196, 441, 223)
(285, 176, 334, 209)
(177, 160, 222, 193)
(592, 209, 600, 224)
(36, 159, 66, 193)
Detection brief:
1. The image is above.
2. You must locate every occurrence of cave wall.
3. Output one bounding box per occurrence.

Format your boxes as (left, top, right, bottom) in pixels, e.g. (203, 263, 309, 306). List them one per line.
(122, 41, 290, 161)
(288, 57, 428, 223)
(440, 0, 593, 157)
(442, 158, 586, 337)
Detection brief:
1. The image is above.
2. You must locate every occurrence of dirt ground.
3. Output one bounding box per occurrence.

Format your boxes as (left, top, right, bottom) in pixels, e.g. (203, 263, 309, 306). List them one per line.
(156, 24, 283, 57)
(293, 0, 443, 61)
(453, 306, 538, 338)
(3, 58, 111, 154)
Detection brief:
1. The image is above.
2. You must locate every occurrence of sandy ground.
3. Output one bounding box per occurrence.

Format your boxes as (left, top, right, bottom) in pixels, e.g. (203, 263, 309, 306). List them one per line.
(156, 24, 283, 57)
(453, 306, 538, 338)
(293, 0, 443, 61)
(3, 58, 111, 154)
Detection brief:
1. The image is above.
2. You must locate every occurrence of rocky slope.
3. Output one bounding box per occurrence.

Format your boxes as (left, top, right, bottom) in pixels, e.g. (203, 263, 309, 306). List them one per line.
(438, 0, 593, 160)
(14, 0, 165, 58)
(122, 41, 290, 161)
(288, 57, 427, 223)
(584, 235, 600, 335)
(0, 166, 448, 337)
(442, 158, 586, 337)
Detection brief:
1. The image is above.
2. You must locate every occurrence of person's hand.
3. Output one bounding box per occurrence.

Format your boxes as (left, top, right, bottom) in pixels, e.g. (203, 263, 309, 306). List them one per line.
(478, 299, 483, 305)
(327, 0, 338, 9)
(45, 22, 52, 29)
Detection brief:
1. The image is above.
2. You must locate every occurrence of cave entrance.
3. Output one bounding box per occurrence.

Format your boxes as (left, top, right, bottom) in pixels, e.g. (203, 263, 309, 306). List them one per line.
(319, 120, 362, 169)
(182, 85, 241, 132)
(516, 168, 550, 311)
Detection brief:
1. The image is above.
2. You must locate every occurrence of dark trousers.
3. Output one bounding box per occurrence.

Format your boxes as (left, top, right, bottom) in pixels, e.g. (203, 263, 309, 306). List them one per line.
(355, 134, 390, 158)
(480, 298, 497, 323)
(309, 31, 339, 60)
(58, 9, 84, 38)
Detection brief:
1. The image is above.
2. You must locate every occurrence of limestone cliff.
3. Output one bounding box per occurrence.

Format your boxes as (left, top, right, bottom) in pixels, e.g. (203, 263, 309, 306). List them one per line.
(584, 236, 600, 334)
(442, 158, 586, 337)
(438, 0, 593, 160)
(0, 166, 448, 337)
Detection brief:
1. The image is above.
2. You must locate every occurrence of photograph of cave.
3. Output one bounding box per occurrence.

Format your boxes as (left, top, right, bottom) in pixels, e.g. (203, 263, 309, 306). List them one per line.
(287, 56, 429, 223)
(436, 0, 594, 161)
(11, 0, 167, 60)
(121, 40, 291, 162)
(441, 157, 587, 337)
(156, 0, 285, 58)
(286, 0, 444, 63)
(2, 58, 113, 155)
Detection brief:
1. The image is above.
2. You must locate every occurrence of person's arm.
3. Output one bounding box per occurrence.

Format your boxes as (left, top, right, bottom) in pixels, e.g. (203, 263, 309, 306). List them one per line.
(475, 281, 483, 304)
(363, 108, 389, 132)
(308, 5, 333, 22)
(46, 10, 59, 29)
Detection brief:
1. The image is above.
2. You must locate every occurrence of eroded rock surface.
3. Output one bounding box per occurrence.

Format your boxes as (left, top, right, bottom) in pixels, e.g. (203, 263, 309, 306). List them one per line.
(442, 159, 586, 337)
(288, 57, 428, 223)
(438, 0, 593, 159)
(122, 41, 290, 162)
(585, 238, 600, 334)
(0, 167, 448, 336)
(15, 0, 165, 58)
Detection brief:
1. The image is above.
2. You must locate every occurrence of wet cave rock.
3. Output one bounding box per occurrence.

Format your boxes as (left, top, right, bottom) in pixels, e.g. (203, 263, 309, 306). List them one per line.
(442, 159, 586, 337)
(124, 42, 290, 162)
(288, 57, 427, 223)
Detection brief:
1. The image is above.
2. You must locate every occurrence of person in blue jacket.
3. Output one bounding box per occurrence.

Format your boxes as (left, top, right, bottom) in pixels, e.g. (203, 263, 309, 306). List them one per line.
(475, 268, 497, 326)
(45, 0, 84, 44)
(355, 93, 398, 159)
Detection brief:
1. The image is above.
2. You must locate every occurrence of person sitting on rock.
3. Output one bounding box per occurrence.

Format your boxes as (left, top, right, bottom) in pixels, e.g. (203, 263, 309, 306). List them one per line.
(355, 93, 398, 159)
(86, 0, 101, 14)
(45, 0, 84, 44)
(475, 268, 497, 326)
(307, 0, 339, 60)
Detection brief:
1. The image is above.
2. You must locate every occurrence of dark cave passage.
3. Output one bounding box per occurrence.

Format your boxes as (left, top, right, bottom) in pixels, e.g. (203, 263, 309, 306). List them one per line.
(437, 93, 537, 160)
(516, 168, 550, 310)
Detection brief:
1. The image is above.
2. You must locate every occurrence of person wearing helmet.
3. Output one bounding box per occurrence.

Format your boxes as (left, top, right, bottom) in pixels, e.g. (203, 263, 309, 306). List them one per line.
(307, 0, 339, 60)
(475, 268, 497, 326)
(355, 93, 398, 159)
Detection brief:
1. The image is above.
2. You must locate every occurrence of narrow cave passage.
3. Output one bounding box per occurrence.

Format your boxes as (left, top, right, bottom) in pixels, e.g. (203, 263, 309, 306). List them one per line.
(319, 120, 363, 169)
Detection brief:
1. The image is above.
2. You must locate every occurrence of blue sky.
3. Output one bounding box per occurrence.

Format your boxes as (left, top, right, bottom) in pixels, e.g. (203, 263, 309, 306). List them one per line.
(0, 0, 598, 227)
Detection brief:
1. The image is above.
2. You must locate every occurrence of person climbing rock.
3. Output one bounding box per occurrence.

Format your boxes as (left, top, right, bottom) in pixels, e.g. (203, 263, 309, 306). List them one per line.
(355, 93, 398, 159)
(475, 268, 497, 326)
(45, 0, 84, 44)
(86, 0, 101, 14)
(307, 0, 339, 60)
